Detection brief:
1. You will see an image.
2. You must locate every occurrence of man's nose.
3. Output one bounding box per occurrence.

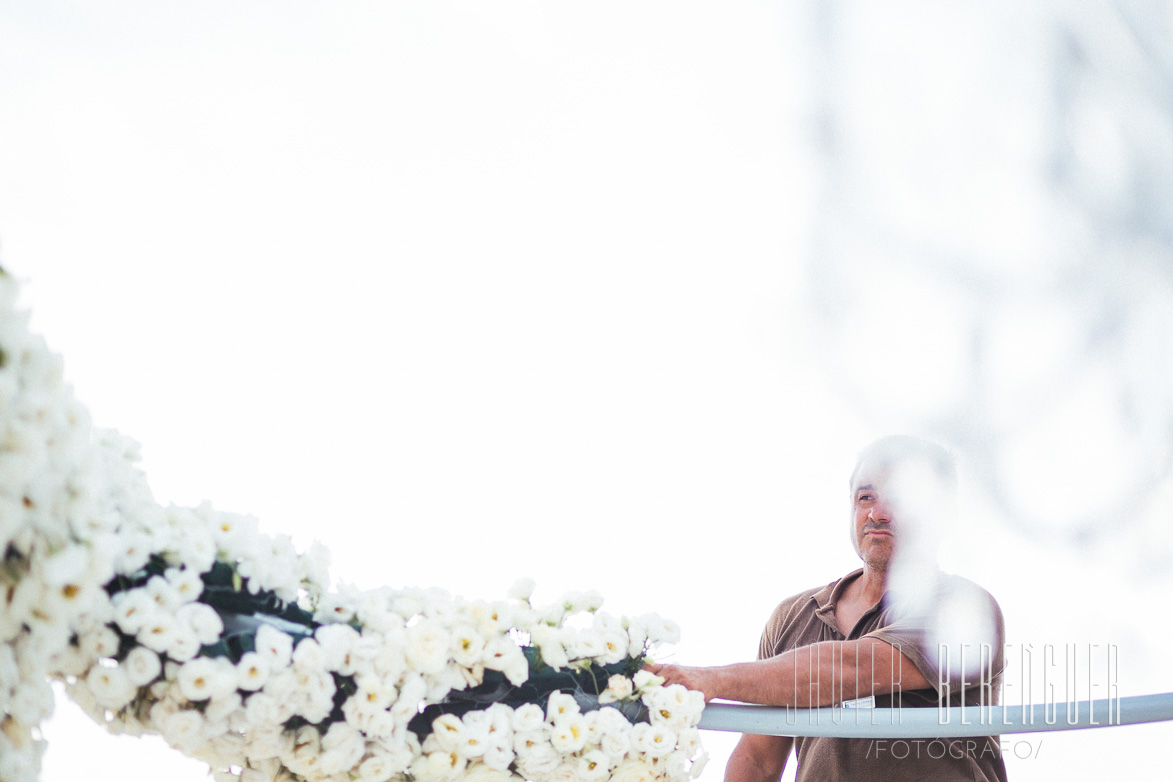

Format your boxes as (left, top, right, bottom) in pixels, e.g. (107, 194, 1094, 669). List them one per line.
(868, 499, 891, 522)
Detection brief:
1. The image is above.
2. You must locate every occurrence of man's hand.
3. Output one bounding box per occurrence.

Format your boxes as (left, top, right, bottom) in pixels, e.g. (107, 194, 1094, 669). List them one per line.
(643, 662, 719, 703)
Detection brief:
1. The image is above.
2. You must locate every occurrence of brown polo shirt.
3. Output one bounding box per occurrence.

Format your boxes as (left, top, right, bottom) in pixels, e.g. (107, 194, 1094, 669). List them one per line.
(757, 568, 1008, 781)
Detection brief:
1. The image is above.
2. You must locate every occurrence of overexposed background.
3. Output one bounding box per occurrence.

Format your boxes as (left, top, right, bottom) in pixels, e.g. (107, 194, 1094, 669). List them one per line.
(1, 1, 1170, 780)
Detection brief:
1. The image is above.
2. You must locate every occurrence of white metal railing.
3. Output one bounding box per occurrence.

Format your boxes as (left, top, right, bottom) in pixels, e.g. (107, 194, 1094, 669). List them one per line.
(697, 693, 1173, 738)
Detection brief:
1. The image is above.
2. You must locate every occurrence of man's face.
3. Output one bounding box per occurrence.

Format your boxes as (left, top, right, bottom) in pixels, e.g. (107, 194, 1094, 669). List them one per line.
(850, 455, 949, 570)
(850, 458, 897, 570)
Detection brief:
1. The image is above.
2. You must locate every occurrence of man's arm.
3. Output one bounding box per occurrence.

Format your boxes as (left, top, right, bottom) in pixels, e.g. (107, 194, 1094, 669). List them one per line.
(725, 733, 793, 782)
(650, 637, 932, 706)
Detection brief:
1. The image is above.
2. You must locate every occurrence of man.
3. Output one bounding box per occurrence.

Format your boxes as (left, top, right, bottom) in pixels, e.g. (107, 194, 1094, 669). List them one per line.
(649, 435, 1007, 781)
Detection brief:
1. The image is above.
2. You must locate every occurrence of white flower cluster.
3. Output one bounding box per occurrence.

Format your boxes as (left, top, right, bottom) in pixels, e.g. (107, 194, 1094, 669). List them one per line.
(0, 269, 707, 782)
(412, 675, 705, 782)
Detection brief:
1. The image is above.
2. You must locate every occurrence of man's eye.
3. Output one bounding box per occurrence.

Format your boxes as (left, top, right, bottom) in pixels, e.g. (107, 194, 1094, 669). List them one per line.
(858, 494, 873, 502)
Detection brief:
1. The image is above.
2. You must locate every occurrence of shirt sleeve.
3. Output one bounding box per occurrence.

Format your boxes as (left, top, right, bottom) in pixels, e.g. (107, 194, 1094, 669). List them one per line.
(863, 576, 1005, 706)
(757, 590, 813, 661)
(758, 603, 786, 661)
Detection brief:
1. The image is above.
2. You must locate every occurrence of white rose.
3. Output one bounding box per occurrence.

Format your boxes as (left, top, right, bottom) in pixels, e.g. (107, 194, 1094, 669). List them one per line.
(391, 674, 427, 724)
(506, 578, 535, 602)
(411, 750, 466, 782)
(42, 546, 89, 587)
(481, 740, 514, 772)
(391, 591, 424, 620)
(357, 751, 397, 782)
(578, 750, 613, 781)
(236, 651, 271, 691)
(425, 662, 469, 703)
(581, 709, 604, 743)
(6, 680, 54, 725)
(502, 652, 529, 686)
(50, 642, 90, 677)
(137, 612, 179, 653)
(611, 758, 657, 782)
(515, 744, 560, 779)
(632, 669, 664, 692)
(145, 574, 182, 613)
(482, 636, 528, 684)
(244, 690, 292, 728)
(123, 646, 162, 686)
(448, 623, 485, 668)
(600, 726, 632, 762)
(513, 734, 559, 764)
(688, 750, 710, 780)
(239, 766, 276, 782)
(165, 567, 205, 603)
(377, 733, 418, 775)
(315, 623, 360, 674)
(209, 660, 239, 699)
(405, 620, 450, 675)
(632, 722, 676, 757)
(292, 638, 327, 672)
(557, 591, 587, 614)
(160, 709, 206, 751)
(683, 689, 705, 724)
(299, 540, 332, 592)
(371, 627, 407, 679)
(86, 664, 137, 710)
(454, 719, 491, 760)
(166, 627, 202, 662)
(646, 684, 704, 729)
(512, 729, 548, 757)
(350, 673, 397, 711)
(676, 726, 702, 755)
(549, 714, 588, 753)
(359, 707, 396, 739)
(510, 703, 545, 733)
(592, 612, 624, 634)
(282, 725, 322, 776)
(531, 626, 569, 670)
(111, 589, 155, 635)
(254, 624, 294, 669)
(600, 630, 629, 665)
(598, 674, 634, 704)
(579, 590, 605, 612)
(463, 761, 515, 782)
(210, 511, 260, 554)
(177, 602, 224, 645)
(646, 615, 682, 646)
(175, 528, 217, 575)
(290, 671, 336, 723)
(421, 587, 458, 621)
(177, 657, 220, 701)
(113, 532, 152, 575)
(537, 602, 566, 627)
(314, 590, 357, 625)
(571, 629, 606, 661)
(205, 691, 243, 723)
(79, 625, 121, 660)
(545, 692, 579, 723)
(318, 722, 365, 775)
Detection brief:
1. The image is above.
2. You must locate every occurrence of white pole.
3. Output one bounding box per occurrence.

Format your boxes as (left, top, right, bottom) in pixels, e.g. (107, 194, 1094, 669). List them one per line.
(698, 692, 1173, 738)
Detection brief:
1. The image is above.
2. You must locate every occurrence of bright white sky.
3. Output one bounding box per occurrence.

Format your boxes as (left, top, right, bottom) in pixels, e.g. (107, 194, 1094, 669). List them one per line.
(1, 2, 1169, 780)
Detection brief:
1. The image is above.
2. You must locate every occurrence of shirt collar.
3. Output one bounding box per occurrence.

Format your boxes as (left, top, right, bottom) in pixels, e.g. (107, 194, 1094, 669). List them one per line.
(812, 568, 865, 632)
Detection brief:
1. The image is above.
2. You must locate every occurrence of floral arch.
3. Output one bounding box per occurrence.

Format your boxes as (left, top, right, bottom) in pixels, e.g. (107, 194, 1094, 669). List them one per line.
(0, 269, 706, 782)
